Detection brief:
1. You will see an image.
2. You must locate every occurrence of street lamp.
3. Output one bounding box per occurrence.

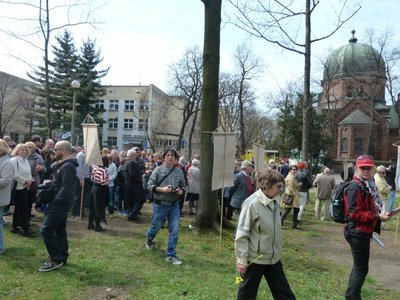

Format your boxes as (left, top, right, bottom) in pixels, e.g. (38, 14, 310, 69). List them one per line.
(71, 80, 80, 145)
(136, 90, 150, 150)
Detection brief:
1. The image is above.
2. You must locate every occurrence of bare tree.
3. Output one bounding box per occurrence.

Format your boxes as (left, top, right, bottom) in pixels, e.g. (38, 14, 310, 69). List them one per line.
(232, 43, 263, 154)
(227, 0, 360, 160)
(196, 0, 222, 229)
(0, 0, 101, 137)
(168, 46, 203, 157)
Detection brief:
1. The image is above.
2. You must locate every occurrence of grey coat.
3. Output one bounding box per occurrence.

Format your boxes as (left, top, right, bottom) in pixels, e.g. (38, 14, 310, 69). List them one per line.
(0, 154, 15, 206)
(229, 171, 254, 209)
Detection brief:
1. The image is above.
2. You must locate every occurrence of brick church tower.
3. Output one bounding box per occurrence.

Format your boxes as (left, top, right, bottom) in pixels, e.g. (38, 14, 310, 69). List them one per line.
(319, 30, 399, 167)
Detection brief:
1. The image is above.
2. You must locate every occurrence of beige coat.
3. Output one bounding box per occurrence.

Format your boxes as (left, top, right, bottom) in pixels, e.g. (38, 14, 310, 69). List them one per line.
(235, 189, 282, 265)
(283, 172, 300, 208)
(374, 173, 391, 201)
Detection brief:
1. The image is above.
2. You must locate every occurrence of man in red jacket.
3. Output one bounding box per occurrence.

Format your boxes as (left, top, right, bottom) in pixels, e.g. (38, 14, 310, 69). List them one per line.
(343, 155, 392, 299)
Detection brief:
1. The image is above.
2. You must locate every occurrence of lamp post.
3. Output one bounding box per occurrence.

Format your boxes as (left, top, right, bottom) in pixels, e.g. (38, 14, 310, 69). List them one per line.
(136, 90, 150, 151)
(71, 80, 80, 145)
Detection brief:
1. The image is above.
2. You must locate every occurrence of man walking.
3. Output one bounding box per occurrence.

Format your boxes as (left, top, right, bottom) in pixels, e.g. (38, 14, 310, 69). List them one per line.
(313, 167, 335, 221)
(145, 149, 186, 265)
(39, 141, 78, 272)
(229, 160, 254, 219)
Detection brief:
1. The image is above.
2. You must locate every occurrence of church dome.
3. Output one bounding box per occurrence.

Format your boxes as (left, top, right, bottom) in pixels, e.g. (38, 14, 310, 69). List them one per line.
(323, 30, 386, 81)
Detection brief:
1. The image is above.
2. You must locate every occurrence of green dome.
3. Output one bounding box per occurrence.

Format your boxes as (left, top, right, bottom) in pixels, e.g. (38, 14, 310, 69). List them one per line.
(323, 31, 385, 80)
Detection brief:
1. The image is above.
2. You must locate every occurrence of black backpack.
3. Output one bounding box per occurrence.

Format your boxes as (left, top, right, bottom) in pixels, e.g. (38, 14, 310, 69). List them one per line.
(330, 181, 351, 223)
(330, 180, 365, 223)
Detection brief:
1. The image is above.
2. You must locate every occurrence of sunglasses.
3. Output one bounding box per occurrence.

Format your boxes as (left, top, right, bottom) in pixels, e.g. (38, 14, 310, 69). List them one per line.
(291, 168, 297, 171)
(359, 166, 372, 170)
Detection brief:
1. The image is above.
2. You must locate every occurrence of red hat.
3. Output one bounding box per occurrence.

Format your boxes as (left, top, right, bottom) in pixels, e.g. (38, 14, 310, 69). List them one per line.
(356, 155, 375, 167)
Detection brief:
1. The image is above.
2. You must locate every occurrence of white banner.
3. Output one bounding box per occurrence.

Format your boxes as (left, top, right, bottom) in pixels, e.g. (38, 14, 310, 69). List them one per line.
(212, 132, 236, 191)
(396, 146, 400, 191)
(252, 142, 265, 173)
(82, 124, 102, 166)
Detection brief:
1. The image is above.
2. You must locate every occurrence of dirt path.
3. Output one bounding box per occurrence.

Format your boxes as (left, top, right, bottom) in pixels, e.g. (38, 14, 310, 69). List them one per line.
(304, 221, 400, 292)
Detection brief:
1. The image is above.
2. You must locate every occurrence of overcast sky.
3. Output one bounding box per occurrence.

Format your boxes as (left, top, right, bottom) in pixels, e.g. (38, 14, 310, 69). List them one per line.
(0, 0, 399, 99)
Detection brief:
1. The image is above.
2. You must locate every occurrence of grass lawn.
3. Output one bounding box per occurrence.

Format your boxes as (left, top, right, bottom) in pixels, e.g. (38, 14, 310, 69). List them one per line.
(1, 193, 400, 299)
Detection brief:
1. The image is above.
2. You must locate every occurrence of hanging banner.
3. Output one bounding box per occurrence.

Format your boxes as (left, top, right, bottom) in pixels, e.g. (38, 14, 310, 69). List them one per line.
(396, 146, 400, 191)
(212, 132, 236, 191)
(82, 124, 102, 166)
(252, 142, 265, 173)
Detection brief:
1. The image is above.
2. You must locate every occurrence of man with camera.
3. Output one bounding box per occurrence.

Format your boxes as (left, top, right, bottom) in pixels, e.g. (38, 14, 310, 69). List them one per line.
(38, 141, 78, 272)
(145, 149, 186, 265)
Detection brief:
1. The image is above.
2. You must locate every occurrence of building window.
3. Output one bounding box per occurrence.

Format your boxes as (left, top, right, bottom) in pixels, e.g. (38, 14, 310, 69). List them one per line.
(340, 138, 348, 152)
(94, 100, 104, 109)
(109, 100, 119, 110)
(138, 119, 148, 130)
(139, 100, 149, 111)
(109, 118, 118, 129)
(108, 137, 117, 147)
(354, 138, 363, 152)
(124, 119, 134, 129)
(124, 100, 135, 111)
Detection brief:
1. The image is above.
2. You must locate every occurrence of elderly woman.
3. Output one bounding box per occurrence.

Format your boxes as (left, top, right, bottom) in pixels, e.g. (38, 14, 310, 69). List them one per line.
(235, 169, 296, 300)
(374, 165, 391, 213)
(10, 143, 34, 236)
(0, 139, 14, 254)
(25, 141, 46, 216)
(186, 159, 200, 215)
(281, 165, 301, 229)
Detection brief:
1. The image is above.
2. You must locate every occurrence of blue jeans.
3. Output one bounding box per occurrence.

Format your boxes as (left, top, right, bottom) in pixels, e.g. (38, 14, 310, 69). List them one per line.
(388, 190, 396, 212)
(146, 201, 180, 257)
(0, 206, 4, 254)
(40, 204, 70, 264)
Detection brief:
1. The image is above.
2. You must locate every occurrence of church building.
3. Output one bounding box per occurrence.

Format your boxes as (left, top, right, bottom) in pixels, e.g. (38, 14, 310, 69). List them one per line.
(319, 30, 399, 167)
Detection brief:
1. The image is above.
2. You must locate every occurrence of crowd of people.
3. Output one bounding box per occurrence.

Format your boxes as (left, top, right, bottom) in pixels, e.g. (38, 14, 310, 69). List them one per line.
(0, 135, 397, 298)
(0, 135, 203, 269)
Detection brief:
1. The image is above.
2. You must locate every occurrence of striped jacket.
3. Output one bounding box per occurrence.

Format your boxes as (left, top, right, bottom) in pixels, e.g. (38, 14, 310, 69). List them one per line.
(91, 166, 110, 186)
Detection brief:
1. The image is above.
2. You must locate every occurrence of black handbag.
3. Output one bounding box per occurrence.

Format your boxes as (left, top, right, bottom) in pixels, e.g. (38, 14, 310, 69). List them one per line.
(36, 181, 55, 204)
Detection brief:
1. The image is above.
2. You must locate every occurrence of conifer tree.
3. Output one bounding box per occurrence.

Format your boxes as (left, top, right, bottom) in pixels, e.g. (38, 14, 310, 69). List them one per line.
(49, 30, 79, 133)
(74, 38, 109, 143)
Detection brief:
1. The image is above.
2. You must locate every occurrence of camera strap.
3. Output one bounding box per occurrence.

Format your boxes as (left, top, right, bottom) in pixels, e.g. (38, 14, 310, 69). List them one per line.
(155, 166, 175, 187)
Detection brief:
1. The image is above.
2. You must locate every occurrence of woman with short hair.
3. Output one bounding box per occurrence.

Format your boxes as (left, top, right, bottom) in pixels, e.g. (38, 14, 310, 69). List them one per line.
(235, 169, 296, 300)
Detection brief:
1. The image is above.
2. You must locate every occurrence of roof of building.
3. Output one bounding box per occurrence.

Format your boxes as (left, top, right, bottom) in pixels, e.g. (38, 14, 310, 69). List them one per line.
(323, 30, 386, 81)
(338, 109, 378, 125)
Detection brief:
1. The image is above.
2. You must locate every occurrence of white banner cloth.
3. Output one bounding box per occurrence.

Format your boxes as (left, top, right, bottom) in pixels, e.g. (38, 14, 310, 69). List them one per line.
(396, 146, 400, 191)
(252, 142, 265, 173)
(82, 124, 102, 166)
(212, 133, 236, 191)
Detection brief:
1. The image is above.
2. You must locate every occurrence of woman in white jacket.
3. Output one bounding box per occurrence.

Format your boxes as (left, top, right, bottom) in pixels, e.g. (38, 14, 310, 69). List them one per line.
(0, 139, 14, 253)
(10, 144, 34, 236)
(235, 169, 296, 300)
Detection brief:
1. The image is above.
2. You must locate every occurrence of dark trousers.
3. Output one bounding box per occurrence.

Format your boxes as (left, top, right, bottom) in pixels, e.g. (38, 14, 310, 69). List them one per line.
(126, 184, 145, 218)
(72, 178, 92, 217)
(89, 185, 108, 228)
(40, 204, 70, 264)
(281, 207, 300, 227)
(27, 185, 37, 218)
(237, 261, 296, 300)
(12, 188, 30, 231)
(345, 235, 370, 300)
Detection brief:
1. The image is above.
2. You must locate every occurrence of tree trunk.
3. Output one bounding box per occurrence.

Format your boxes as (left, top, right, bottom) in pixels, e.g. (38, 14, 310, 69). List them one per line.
(195, 0, 221, 229)
(301, 0, 311, 162)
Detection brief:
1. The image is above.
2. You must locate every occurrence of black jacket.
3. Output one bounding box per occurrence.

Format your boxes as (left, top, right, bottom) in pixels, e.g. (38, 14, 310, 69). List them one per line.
(50, 158, 78, 208)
